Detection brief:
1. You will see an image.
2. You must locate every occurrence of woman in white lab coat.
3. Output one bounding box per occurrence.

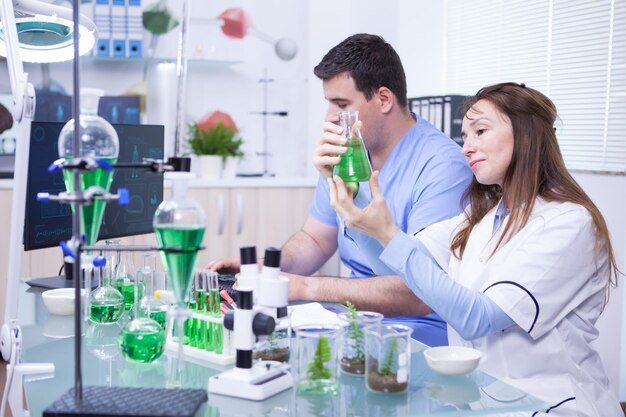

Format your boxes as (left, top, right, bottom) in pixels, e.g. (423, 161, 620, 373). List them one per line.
(328, 82, 622, 416)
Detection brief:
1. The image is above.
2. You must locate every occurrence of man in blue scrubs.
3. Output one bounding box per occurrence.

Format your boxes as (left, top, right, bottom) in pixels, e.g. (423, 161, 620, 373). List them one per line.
(209, 34, 471, 346)
(282, 34, 471, 347)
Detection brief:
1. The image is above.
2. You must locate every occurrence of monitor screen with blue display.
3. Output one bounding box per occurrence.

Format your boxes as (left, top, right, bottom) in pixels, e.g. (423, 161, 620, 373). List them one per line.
(24, 121, 164, 251)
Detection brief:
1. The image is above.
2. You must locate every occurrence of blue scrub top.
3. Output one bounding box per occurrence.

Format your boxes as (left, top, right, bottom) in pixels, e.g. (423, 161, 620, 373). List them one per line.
(309, 116, 473, 346)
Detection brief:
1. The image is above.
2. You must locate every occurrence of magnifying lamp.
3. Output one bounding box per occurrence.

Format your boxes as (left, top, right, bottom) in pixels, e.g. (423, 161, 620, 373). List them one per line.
(0, 1, 96, 416)
(0, 0, 96, 63)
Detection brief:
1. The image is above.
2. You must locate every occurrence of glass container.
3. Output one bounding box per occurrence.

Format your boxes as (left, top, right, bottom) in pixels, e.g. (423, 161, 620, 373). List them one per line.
(89, 257, 124, 324)
(364, 324, 412, 394)
(294, 324, 341, 395)
(118, 267, 166, 363)
(332, 110, 372, 197)
(338, 310, 383, 375)
(153, 172, 206, 372)
(112, 249, 140, 311)
(139, 253, 168, 330)
(58, 88, 119, 246)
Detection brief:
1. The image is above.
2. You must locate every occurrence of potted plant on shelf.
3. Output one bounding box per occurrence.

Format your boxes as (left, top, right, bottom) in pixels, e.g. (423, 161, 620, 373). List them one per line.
(188, 110, 243, 179)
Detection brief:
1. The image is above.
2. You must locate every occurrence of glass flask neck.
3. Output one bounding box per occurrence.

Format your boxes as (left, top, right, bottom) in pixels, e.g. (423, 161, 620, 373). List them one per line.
(340, 110, 360, 139)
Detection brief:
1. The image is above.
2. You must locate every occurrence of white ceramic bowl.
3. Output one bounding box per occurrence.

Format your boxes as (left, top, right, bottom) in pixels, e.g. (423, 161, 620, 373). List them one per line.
(424, 346, 482, 376)
(42, 288, 87, 316)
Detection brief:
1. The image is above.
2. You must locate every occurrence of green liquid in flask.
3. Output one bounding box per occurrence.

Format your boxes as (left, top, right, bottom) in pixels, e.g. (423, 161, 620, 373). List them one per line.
(149, 309, 167, 330)
(333, 138, 371, 196)
(90, 302, 124, 323)
(62, 157, 117, 245)
(118, 319, 166, 363)
(155, 225, 205, 303)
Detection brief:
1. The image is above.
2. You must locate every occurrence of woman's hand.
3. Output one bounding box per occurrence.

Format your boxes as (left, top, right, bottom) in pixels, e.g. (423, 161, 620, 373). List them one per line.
(313, 121, 347, 178)
(328, 171, 399, 246)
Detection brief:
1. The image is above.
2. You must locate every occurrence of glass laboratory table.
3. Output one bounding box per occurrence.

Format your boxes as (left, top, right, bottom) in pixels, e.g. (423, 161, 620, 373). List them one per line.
(17, 284, 546, 416)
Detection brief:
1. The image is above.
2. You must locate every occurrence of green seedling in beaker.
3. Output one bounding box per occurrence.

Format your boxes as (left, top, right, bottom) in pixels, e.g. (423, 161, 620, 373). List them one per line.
(346, 301, 365, 365)
(379, 337, 398, 376)
(307, 335, 333, 382)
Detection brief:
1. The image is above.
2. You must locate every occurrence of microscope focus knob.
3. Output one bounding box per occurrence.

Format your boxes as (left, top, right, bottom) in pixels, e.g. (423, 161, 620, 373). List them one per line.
(252, 313, 275, 336)
(223, 311, 234, 331)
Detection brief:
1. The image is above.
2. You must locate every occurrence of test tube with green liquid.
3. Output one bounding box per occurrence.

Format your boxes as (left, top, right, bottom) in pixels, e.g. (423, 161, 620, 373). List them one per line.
(207, 271, 223, 354)
(194, 271, 206, 350)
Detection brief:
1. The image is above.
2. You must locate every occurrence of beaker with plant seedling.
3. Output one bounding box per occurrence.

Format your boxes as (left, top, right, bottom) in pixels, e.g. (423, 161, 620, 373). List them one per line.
(338, 301, 383, 375)
(365, 324, 411, 393)
(294, 324, 341, 395)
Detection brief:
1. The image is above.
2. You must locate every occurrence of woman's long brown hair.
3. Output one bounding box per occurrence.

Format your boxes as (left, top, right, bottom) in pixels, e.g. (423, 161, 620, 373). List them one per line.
(450, 83, 619, 302)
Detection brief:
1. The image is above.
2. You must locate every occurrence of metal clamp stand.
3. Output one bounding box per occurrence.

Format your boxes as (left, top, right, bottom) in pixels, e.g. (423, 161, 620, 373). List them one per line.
(208, 246, 293, 400)
(39, 156, 207, 416)
(252, 69, 289, 177)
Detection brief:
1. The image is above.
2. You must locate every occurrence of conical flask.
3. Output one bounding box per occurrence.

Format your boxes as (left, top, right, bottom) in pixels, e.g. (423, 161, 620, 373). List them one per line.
(332, 110, 372, 195)
(58, 88, 119, 245)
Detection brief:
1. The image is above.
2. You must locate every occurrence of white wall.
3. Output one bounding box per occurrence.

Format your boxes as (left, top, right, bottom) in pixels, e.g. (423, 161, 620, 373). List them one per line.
(573, 173, 626, 399)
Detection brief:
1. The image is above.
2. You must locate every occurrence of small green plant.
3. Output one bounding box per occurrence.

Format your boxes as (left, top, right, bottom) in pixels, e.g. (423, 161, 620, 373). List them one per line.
(346, 301, 365, 364)
(187, 121, 243, 160)
(268, 331, 279, 350)
(378, 337, 398, 376)
(307, 336, 333, 381)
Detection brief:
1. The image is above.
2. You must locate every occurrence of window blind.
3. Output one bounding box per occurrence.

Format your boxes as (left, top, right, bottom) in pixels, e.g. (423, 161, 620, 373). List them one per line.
(445, 0, 625, 172)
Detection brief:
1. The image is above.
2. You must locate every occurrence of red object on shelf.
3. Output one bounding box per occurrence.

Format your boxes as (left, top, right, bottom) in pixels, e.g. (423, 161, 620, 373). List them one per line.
(218, 8, 253, 39)
(197, 110, 238, 133)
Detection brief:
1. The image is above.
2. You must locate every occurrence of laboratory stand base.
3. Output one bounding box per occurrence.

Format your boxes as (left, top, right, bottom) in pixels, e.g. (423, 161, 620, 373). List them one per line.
(208, 366, 293, 401)
(43, 386, 208, 417)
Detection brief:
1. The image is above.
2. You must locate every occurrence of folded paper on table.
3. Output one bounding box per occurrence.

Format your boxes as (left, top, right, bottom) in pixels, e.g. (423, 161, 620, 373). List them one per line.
(288, 303, 340, 328)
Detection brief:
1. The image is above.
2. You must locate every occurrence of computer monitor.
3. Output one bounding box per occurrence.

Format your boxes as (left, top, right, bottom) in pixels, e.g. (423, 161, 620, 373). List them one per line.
(24, 121, 164, 288)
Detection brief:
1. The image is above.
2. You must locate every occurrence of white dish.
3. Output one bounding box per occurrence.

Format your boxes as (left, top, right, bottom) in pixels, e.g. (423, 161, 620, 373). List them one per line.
(424, 346, 482, 376)
(42, 288, 87, 316)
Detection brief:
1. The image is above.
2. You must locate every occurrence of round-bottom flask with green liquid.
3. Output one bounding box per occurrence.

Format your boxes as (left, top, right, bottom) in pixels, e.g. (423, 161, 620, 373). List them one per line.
(118, 266, 166, 363)
(89, 257, 124, 324)
(118, 318, 166, 363)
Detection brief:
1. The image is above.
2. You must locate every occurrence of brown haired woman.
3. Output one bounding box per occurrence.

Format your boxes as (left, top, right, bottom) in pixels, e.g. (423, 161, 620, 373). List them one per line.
(328, 83, 621, 416)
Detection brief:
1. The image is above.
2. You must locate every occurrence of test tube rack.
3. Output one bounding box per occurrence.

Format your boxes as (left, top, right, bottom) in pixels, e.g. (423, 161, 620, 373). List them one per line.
(164, 310, 236, 366)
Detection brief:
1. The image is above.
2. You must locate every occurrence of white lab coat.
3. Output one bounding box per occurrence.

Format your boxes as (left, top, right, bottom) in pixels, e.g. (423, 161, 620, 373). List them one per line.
(416, 198, 621, 417)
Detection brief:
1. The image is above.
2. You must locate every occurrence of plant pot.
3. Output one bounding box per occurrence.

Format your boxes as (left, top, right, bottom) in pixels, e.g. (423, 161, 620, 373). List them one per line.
(198, 155, 222, 179)
(222, 156, 239, 178)
(294, 324, 341, 395)
(338, 310, 383, 375)
(364, 324, 411, 393)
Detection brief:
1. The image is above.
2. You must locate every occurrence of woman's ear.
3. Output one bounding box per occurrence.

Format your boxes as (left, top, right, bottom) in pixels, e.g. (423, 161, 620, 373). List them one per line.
(376, 87, 394, 114)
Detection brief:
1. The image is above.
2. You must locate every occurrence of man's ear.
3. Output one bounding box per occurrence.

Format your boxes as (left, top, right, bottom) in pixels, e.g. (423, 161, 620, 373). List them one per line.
(376, 87, 394, 114)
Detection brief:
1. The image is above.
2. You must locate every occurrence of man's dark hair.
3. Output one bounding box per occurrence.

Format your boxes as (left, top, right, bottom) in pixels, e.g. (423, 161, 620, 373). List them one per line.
(313, 33, 408, 109)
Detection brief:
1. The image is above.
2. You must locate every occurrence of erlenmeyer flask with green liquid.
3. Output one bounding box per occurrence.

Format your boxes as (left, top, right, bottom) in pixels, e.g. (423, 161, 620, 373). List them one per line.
(58, 88, 119, 245)
(333, 110, 372, 197)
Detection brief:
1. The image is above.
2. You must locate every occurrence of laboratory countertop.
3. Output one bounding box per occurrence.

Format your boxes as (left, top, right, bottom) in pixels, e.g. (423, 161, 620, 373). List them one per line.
(0, 176, 318, 190)
(16, 284, 546, 417)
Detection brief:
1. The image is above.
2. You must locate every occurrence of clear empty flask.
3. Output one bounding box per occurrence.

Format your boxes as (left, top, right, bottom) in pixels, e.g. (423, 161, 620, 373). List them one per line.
(58, 88, 119, 246)
(332, 110, 372, 197)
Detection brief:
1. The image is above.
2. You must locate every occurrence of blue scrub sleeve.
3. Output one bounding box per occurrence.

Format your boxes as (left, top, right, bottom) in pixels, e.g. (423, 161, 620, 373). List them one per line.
(380, 231, 514, 340)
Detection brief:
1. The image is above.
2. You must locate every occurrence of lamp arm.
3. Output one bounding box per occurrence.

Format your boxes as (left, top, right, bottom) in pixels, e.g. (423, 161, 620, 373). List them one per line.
(1, 0, 26, 122)
(0, 0, 36, 365)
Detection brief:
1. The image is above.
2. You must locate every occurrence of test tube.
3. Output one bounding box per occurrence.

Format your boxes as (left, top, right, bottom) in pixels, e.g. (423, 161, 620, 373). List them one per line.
(194, 271, 206, 350)
(207, 270, 223, 354)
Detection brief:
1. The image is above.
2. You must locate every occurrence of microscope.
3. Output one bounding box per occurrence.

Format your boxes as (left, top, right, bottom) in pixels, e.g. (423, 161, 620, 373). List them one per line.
(208, 246, 293, 400)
